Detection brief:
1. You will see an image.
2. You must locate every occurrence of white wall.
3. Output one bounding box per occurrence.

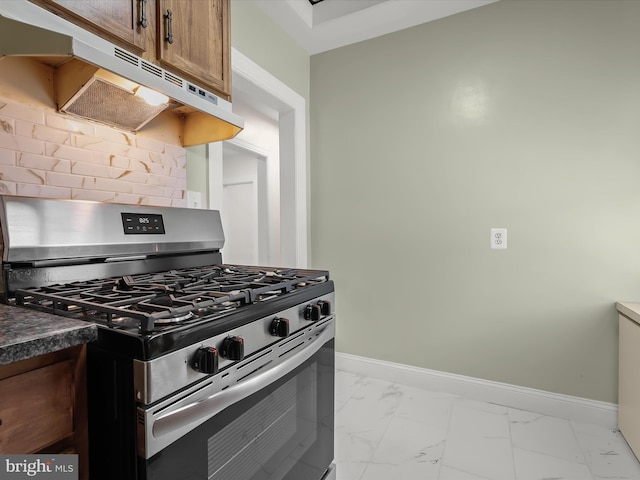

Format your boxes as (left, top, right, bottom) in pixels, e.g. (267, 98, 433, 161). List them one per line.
(310, 0, 640, 403)
(231, 99, 281, 265)
(186, 97, 281, 265)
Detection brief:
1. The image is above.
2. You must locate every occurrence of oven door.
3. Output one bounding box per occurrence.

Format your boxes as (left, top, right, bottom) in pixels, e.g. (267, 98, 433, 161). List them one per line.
(138, 321, 335, 480)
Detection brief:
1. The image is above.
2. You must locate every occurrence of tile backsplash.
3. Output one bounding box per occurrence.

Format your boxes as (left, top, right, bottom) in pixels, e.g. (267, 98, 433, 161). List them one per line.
(0, 96, 187, 207)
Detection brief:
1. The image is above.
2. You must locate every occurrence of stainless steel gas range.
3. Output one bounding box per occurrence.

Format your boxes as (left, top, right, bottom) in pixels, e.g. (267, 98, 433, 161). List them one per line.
(0, 195, 336, 480)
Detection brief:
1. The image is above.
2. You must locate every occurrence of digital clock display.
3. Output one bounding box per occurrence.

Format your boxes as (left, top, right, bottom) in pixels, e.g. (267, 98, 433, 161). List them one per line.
(121, 213, 166, 234)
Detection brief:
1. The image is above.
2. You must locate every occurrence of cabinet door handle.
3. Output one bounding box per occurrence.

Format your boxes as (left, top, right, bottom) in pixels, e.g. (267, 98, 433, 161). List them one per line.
(139, 0, 148, 28)
(165, 9, 174, 44)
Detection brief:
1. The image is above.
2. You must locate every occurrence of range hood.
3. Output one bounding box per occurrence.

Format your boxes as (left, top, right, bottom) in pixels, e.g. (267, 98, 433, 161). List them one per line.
(0, 1, 243, 146)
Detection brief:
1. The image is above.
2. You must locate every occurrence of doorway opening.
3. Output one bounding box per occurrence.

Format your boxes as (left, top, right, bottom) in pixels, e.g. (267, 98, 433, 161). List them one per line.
(220, 137, 269, 265)
(187, 48, 308, 268)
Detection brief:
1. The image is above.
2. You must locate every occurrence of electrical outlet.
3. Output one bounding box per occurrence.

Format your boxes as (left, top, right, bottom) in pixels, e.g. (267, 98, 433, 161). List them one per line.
(490, 228, 507, 249)
(187, 190, 202, 209)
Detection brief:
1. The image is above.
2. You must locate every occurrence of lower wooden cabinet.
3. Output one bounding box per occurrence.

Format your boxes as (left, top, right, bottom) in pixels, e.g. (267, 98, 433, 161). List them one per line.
(0, 346, 89, 480)
(619, 314, 640, 460)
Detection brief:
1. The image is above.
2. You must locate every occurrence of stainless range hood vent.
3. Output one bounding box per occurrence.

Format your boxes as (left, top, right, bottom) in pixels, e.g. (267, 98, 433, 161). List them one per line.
(0, 1, 243, 146)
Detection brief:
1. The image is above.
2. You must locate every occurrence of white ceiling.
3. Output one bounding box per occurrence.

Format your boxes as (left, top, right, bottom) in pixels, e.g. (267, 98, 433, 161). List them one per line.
(254, 0, 499, 55)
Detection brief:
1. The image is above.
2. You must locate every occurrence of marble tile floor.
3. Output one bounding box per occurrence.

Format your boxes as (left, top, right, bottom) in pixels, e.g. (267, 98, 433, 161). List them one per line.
(334, 369, 640, 480)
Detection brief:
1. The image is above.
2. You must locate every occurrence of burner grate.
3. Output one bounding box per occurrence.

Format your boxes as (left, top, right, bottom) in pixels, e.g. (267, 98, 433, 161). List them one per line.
(14, 265, 329, 333)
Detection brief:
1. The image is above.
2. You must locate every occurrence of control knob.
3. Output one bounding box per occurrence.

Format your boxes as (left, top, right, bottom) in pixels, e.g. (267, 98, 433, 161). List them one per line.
(220, 336, 245, 361)
(270, 317, 289, 337)
(304, 300, 332, 321)
(304, 304, 322, 322)
(317, 300, 332, 315)
(192, 346, 219, 374)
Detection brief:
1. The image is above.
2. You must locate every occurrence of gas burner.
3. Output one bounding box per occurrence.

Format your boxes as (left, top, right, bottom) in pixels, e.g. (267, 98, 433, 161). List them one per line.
(192, 304, 234, 316)
(13, 264, 331, 335)
(153, 311, 195, 325)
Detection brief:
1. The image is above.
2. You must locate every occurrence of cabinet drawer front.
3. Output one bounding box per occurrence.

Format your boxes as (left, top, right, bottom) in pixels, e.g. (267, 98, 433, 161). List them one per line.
(0, 361, 74, 453)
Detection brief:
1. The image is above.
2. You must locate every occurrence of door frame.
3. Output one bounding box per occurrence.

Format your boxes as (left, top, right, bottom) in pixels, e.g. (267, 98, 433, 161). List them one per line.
(218, 138, 269, 264)
(222, 175, 258, 264)
(208, 48, 308, 268)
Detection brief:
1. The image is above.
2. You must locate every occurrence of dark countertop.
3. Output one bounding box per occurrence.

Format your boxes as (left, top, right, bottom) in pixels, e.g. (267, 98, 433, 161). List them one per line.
(0, 303, 98, 366)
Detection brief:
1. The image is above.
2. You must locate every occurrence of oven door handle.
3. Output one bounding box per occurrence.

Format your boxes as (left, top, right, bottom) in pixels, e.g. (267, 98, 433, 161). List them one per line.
(149, 321, 334, 451)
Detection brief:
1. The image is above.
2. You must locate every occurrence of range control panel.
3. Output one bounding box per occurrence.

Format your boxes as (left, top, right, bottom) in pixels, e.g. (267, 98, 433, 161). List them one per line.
(121, 213, 166, 235)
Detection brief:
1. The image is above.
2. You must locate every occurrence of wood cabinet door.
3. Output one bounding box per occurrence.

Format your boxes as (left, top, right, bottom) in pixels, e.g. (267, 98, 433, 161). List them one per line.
(31, 0, 148, 53)
(0, 361, 74, 453)
(619, 314, 640, 459)
(156, 0, 230, 98)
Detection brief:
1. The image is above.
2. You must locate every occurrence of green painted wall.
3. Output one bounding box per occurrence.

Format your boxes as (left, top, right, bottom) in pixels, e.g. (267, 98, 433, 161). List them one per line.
(310, 0, 640, 403)
(231, 0, 310, 100)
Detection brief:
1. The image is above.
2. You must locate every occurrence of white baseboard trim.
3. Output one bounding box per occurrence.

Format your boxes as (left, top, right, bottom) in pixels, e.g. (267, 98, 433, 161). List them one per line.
(336, 352, 618, 429)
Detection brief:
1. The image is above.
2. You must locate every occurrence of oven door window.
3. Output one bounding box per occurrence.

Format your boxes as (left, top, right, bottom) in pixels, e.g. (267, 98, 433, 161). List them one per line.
(141, 339, 334, 480)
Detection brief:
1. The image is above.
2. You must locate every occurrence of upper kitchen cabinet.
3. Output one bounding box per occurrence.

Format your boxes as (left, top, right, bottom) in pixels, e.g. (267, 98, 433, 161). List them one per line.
(156, 0, 230, 99)
(28, 0, 231, 100)
(28, 0, 148, 54)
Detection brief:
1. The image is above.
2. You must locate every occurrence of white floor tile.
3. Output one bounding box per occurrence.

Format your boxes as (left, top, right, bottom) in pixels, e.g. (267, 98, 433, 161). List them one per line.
(394, 385, 458, 430)
(335, 430, 382, 463)
(333, 371, 640, 480)
(335, 369, 365, 405)
(370, 415, 446, 467)
(442, 403, 514, 480)
(335, 461, 368, 480)
(438, 465, 493, 480)
(571, 421, 640, 480)
(360, 460, 440, 480)
(509, 408, 585, 463)
(513, 447, 594, 480)
(448, 402, 511, 439)
(455, 397, 511, 416)
(334, 377, 404, 462)
(443, 434, 514, 480)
